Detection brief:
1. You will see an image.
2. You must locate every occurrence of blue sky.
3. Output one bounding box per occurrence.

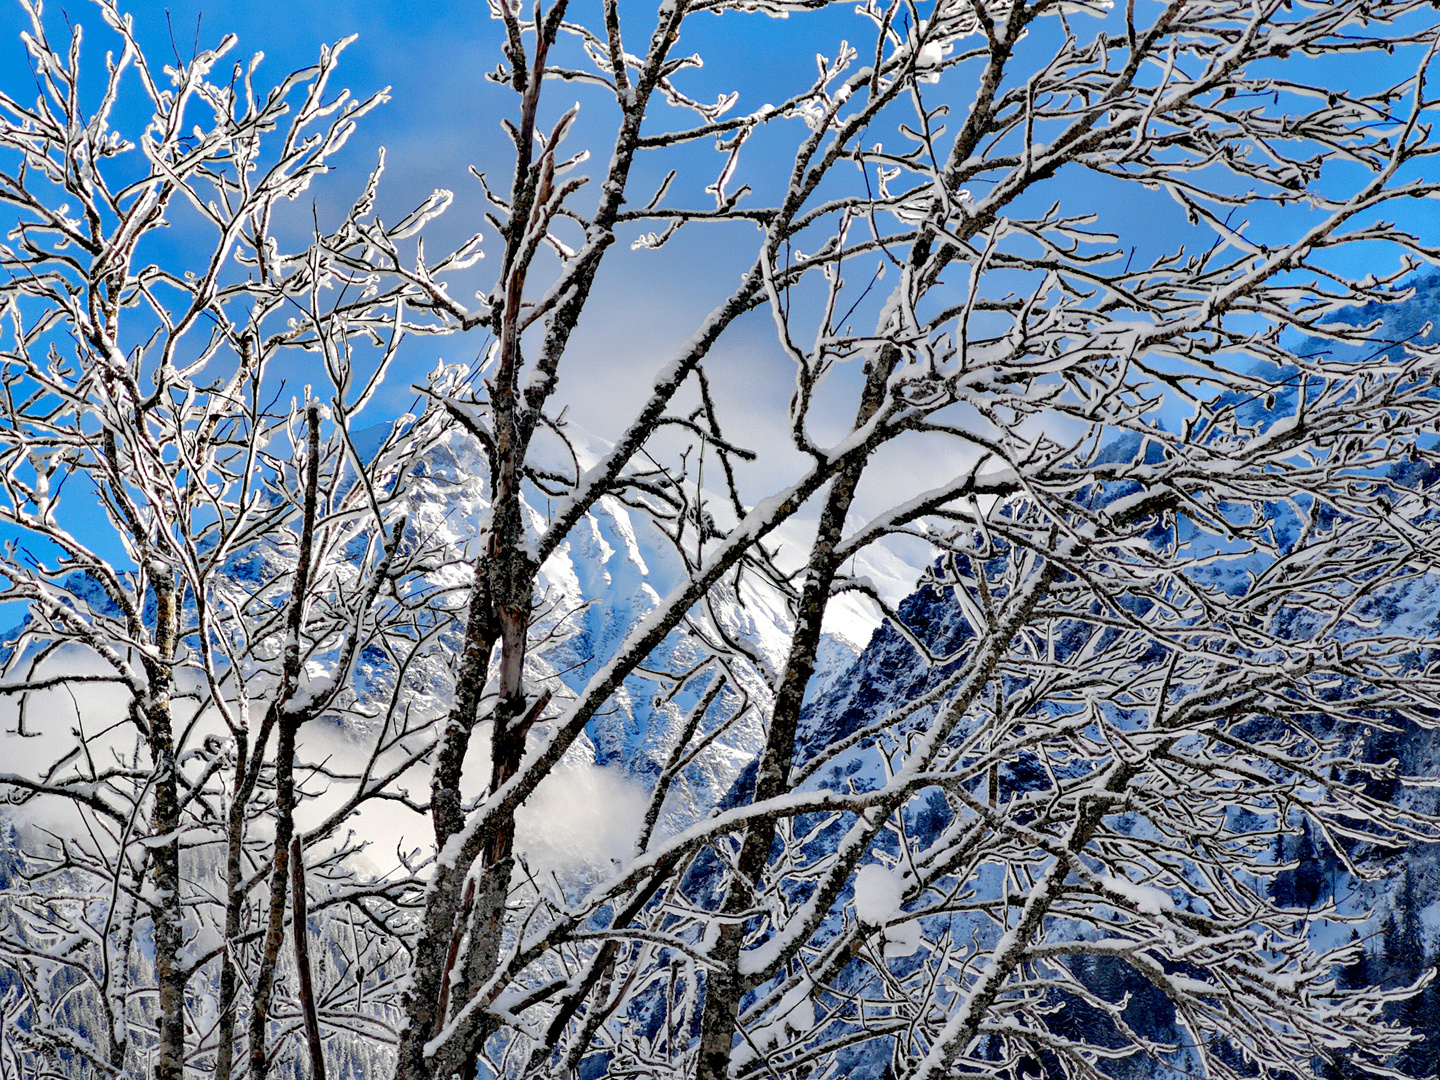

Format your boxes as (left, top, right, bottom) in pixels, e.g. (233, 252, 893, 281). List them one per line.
(0, 0, 1435, 589)
(4, 0, 1431, 420)
(49, 0, 858, 446)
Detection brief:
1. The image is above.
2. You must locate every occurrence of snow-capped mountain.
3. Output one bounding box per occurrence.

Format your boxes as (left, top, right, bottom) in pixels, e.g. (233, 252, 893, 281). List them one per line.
(387, 428, 866, 871)
(8, 275, 1440, 1080)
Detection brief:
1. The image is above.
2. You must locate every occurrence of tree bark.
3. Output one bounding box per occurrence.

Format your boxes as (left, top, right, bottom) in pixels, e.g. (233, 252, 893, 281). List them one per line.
(291, 836, 327, 1080)
(249, 720, 297, 1080)
(147, 691, 186, 1080)
(251, 404, 323, 1080)
(693, 346, 894, 1080)
(213, 728, 249, 1080)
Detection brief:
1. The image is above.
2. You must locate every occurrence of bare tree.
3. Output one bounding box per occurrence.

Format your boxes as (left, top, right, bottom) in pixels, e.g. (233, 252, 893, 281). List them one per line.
(0, 3, 482, 1076)
(3, 0, 1440, 1078)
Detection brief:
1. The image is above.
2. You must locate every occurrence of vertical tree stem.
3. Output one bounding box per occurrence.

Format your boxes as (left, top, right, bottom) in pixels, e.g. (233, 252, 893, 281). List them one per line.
(291, 836, 327, 1080)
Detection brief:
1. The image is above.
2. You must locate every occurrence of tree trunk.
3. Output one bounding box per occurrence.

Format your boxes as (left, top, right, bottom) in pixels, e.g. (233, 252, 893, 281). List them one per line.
(692, 461, 861, 1080)
(693, 348, 892, 1080)
(213, 729, 250, 1080)
(250, 719, 298, 1080)
(292, 837, 327, 1080)
(148, 695, 186, 1080)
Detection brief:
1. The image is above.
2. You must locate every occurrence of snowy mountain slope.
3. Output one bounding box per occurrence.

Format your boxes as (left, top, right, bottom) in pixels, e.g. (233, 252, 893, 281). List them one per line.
(0, 415, 885, 892)
(8, 277, 1440, 1079)
(401, 425, 927, 852)
(378, 429, 800, 863)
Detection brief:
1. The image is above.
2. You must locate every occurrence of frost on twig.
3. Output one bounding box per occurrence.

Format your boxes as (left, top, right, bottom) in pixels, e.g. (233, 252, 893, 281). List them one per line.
(2, 0, 1440, 1079)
